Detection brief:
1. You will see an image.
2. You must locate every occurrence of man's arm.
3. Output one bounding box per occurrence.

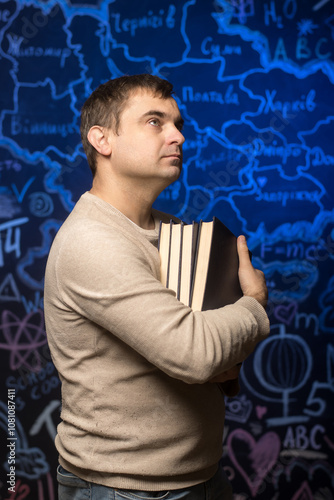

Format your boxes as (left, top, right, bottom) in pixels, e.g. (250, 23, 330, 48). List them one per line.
(50, 222, 269, 385)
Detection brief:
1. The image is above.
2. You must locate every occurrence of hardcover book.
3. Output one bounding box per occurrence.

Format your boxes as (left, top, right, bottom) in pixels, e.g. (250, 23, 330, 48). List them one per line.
(158, 217, 244, 311)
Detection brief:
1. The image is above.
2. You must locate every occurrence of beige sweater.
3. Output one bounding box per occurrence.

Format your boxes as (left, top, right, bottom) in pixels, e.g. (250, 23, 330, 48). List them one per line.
(44, 192, 269, 491)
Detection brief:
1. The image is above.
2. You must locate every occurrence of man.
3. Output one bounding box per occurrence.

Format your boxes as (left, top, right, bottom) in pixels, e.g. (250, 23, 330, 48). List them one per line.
(44, 74, 269, 499)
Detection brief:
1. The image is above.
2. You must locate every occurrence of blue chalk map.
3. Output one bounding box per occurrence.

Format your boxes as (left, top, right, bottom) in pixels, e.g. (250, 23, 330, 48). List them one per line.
(1, 0, 334, 498)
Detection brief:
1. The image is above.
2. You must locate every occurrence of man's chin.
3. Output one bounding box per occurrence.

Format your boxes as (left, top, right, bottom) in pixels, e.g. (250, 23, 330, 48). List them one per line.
(162, 161, 182, 176)
(167, 166, 182, 182)
(156, 168, 181, 192)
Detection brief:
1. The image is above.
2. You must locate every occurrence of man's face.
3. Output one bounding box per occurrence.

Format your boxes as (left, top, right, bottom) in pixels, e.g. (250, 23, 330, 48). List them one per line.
(108, 89, 185, 189)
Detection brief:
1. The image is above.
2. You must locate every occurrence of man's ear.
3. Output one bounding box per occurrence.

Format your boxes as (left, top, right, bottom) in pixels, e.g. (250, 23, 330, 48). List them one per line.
(87, 126, 112, 156)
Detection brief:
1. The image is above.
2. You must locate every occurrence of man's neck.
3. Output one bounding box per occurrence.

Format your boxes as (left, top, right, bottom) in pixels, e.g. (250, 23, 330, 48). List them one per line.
(90, 180, 156, 230)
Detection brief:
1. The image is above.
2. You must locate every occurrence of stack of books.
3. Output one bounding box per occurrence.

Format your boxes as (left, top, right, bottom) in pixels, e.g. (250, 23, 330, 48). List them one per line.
(158, 217, 244, 311)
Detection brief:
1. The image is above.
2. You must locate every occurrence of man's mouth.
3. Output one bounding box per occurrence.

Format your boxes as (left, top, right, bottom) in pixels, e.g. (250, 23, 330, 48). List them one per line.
(164, 153, 182, 159)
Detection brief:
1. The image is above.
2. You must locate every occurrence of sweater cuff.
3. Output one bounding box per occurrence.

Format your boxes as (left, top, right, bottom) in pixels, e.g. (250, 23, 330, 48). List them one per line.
(235, 295, 270, 339)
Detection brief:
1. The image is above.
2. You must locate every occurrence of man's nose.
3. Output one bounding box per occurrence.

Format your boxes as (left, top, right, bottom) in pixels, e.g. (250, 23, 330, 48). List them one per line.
(168, 126, 185, 146)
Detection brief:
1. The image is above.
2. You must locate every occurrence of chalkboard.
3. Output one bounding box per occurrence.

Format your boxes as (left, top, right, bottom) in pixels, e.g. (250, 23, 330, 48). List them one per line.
(1, 1, 334, 498)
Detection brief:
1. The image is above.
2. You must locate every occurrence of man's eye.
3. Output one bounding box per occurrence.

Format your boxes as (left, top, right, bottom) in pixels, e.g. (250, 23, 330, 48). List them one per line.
(149, 119, 160, 127)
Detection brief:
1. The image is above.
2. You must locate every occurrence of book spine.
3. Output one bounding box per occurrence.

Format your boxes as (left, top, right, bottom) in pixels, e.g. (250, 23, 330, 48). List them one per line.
(166, 220, 173, 288)
(189, 220, 202, 308)
(157, 220, 163, 251)
(177, 222, 184, 300)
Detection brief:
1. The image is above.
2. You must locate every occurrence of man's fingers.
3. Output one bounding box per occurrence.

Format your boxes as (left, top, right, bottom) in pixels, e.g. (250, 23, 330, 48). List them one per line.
(237, 235, 251, 267)
(237, 234, 268, 308)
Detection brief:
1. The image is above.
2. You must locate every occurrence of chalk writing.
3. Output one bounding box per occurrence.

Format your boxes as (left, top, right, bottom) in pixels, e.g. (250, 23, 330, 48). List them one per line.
(0, 160, 22, 172)
(201, 37, 242, 56)
(182, 85, 239, 105)
(0, 218, 29, 267)
(273, 36, 331, 61)
(312, 148, 334, 166)
(244, 139, 302, 164)
(260, 239, 334, 261)
(255, 189, 322, 206)
(111, 6, 176, 37)
(7, 361, 56, 394)
(6, 37, 71, 67)
(263, 89, 316, 118)
(21, 291, 44, 314)
(29, 400, 60, 440)
(11, 117, 75, 137)
(195, 150, 242, 170)
(283, 424, 326, 451)
(264, 1, 284, 28)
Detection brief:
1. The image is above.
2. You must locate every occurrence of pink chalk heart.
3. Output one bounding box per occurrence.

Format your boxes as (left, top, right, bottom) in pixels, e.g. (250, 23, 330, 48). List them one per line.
(274, 302, 298, 325)
(227, 429, 281, 497)
(255, 405, 267, 420)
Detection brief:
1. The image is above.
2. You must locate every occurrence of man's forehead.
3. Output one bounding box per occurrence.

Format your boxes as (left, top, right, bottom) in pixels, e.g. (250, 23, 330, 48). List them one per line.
(123, 89, 181, 117)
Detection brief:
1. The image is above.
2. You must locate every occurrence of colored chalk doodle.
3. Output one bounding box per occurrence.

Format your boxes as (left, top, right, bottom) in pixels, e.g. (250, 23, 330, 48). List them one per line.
(0, 309, 47, 372)
(227, 429, 281, 497)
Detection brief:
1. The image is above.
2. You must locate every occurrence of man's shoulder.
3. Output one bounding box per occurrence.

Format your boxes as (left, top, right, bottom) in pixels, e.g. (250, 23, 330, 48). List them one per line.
(52, 193, 161, 258)
(50, 194, 133, 254)
(58, 192, 134, 234)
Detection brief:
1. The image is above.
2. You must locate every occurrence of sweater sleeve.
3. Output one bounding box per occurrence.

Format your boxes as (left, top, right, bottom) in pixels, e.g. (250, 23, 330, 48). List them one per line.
(52, 221, 270, 385)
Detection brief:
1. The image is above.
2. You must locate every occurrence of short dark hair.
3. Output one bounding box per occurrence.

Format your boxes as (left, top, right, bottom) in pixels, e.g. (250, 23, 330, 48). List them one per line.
(80, 74, 175, 176)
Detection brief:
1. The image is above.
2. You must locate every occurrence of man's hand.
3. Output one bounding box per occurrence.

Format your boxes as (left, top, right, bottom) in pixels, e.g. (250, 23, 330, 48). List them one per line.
(209, 364, 242, 383)
(237, 235, 268, 308)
